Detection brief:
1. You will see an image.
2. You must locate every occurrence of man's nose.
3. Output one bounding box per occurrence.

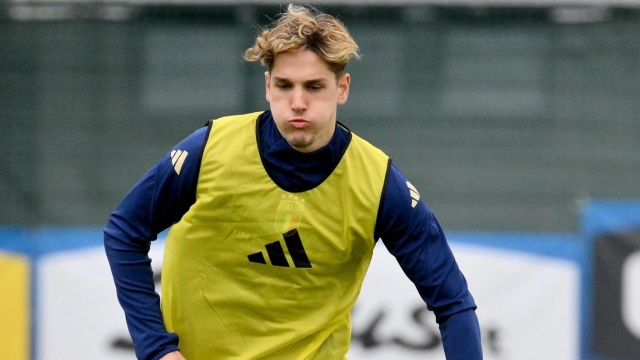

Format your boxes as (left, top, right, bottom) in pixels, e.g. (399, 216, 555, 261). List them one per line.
(290, 88, 306, 111)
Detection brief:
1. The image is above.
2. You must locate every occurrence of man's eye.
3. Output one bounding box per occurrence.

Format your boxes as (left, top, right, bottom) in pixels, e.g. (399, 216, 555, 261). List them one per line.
(276, 83, 291, 89)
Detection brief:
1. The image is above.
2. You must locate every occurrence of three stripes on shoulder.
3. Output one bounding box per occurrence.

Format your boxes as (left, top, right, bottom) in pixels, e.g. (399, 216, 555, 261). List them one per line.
(170, 150, 188, 175)
(406, 181, 420, 208)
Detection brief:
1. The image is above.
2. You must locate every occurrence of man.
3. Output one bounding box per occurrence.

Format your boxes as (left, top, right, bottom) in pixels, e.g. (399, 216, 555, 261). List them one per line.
(104, 4, 482, 360)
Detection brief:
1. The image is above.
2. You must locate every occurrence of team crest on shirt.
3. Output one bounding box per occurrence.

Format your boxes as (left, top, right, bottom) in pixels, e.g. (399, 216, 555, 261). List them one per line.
(274, 194, 305, 233)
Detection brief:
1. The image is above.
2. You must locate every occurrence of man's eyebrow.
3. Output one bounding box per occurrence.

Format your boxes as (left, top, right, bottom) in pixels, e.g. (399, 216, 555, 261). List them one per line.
(305, 78, 327, 85)
(272, 76, 327, 84)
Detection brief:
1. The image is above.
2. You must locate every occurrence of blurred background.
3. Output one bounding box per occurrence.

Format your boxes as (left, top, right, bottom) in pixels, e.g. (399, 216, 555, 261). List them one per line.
(2, 0, 639, 231)
(1, 0, 640, 359)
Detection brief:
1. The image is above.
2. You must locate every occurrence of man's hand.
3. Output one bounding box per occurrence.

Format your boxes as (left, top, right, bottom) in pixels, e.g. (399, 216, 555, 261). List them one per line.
(159, 351, 186, 360)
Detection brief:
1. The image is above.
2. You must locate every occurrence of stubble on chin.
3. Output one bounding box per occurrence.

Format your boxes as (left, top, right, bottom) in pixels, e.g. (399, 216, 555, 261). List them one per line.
(284, 130, 314, 151)
(287, 137, 312, 151)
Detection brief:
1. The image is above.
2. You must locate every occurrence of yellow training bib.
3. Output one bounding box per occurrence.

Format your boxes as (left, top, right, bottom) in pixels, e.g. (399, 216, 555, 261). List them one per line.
(163, 112, 389, 359)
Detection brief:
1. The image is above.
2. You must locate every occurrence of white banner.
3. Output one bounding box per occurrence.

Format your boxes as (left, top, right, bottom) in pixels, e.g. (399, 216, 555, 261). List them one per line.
(348, 242, 581, 360)
(37, 243, 165, 360)
(36, 240, 579, 359)
(622, 250, 640, 339)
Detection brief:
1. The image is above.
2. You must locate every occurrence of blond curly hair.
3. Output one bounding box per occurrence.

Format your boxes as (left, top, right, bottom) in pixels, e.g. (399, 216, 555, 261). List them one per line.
(244, 4, 360, 76)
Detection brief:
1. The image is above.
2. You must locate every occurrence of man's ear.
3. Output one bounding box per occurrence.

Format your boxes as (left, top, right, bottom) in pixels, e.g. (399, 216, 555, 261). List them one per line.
(265, 71, 271, 103)
(337, 73, 350, 105)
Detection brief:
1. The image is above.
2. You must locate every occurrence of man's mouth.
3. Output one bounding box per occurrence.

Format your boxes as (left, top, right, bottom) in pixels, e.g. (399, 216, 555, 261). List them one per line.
(289, 118, 309, 128)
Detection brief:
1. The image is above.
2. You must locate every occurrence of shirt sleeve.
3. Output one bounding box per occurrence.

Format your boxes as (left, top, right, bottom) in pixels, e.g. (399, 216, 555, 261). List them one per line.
(374, 162, 483, 359)
(103, 125, 209, 360)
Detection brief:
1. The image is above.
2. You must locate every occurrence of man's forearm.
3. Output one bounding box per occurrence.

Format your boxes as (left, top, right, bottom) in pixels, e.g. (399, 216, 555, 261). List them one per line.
(104, 231, 179, 360)
(439, 308, 483, 359)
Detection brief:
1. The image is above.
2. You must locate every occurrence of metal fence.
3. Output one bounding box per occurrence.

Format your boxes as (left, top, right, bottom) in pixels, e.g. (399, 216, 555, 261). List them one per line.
(1, 4, 639, 230)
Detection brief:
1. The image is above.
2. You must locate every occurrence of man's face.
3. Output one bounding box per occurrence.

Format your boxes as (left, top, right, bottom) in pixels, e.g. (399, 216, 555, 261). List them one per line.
(265, 50, 350, 153)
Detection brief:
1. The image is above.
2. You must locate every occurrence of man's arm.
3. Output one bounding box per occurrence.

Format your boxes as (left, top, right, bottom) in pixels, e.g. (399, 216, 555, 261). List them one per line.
(439, 308, 482, 358)
(374, 163, 482, 359)
(104, 126, 208, 360)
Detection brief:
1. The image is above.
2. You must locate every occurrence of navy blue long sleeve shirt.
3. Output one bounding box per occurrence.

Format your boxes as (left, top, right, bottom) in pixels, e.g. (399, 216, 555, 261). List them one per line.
(104, 111, 482, 360)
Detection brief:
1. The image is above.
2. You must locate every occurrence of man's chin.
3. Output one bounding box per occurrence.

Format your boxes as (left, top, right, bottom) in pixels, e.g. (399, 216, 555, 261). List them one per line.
(286, 137, 313, 152)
